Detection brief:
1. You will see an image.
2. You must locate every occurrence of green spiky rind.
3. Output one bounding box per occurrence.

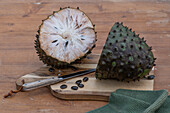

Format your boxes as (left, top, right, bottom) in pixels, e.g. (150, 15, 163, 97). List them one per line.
(35, 7, 97, 68)
(95, 22, 156, 82)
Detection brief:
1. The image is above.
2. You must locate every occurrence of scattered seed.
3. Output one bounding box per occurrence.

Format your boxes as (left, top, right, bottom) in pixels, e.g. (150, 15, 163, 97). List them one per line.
(71, 86, 78, 90)
(54, 27, 57, 29)
(52, 40, 58, 43)
(81, 38, 85, 40)
(75, 80, 82, 85)
(78, 84, 84, 88)
(83, 77, 89, 82)
(147, 75, 155, 80)
(60, 84, 67, 89)
(48, 67, 54, 72)
(56, 43, 59, 46)
(65, 41, 69, 48)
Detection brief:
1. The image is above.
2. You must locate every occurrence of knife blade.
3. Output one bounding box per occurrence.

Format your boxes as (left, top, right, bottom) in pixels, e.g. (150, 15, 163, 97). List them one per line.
(22, 68, 96, 91)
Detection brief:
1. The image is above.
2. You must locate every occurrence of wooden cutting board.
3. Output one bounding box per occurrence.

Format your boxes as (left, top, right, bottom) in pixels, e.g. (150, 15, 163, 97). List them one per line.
(16, 54, 154, 101)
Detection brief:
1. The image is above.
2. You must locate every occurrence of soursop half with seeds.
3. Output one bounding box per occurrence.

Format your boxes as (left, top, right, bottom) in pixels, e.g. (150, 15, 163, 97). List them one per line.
(35, 7, 97, 68)
(95, 22, 156, 82)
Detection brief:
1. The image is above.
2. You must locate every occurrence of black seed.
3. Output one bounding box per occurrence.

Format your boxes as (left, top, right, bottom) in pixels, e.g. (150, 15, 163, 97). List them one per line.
(109, 32, 110, 35)
(121, 45, 124, 48)
(153, 64, 156, 66)
(128, 54, 131, 56)
(116, 22, 119, 24)
(120, 29, 122, 32)
(60, 7, 62, 10)
(130, 45, 133, 48)
(142, 37, 144, 40)
(113, 30, 116, 33)
(77, 7, 79, 9)
(131, 39, 133, 41)
(81, 38, 85, 40)
(83, 77, 89, 82)
(48, 67, 54, 72)
(112, 36, 115, 38)
(60, 84, 67, 89)
(147, 75, 155, 80)
(115, 40, 118, 43)
(65, 41, 69, 48)
(56, 43, 59, 46)
(146, 56, 148, 59)
(116, 25, 119, 28)
(78, 84, 84, 88)
(127, 34, 129, 36)
(133, 34, 136, 37)
(93, 24, 95, 27)
(52, 40, 58, 43)
(154, 58, 157, 60)
(120, 22, 123, 25)
(109, 43, 112, 46)
(130, 28, 132, 31)
(120, 34, 122, 36)
(75, 80, 82, 85)
(123, 39, 126, 42)
(68, 6, 70, 8)
(71, 86, 78, 90)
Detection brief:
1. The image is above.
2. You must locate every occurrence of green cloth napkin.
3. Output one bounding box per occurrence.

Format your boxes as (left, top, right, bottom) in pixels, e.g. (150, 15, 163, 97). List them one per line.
(87, 89, 170, 113)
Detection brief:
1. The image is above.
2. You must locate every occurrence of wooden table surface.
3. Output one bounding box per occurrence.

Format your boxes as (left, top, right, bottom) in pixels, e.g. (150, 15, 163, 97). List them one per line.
(0, 0, 170, 113)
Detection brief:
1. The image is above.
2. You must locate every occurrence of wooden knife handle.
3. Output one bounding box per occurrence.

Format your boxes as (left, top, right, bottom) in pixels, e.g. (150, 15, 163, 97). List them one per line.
(22, 77, 63, 91)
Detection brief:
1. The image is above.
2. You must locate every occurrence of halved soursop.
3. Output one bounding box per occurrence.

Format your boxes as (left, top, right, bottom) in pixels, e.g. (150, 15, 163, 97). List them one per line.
(95, 22, 156, 82)
(35, 7, 97, 68)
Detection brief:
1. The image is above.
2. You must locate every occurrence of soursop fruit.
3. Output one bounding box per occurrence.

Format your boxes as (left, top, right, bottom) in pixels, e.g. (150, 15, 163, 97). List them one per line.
(95, 22, 156, 82)
(35, 7, 97, 68)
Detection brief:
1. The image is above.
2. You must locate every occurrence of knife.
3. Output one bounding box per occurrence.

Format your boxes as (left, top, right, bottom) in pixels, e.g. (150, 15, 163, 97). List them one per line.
(22, 68, 96, 91)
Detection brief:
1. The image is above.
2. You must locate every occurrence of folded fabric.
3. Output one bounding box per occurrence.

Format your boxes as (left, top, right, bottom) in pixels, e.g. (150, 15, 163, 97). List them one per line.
(87, 89, 170, 113)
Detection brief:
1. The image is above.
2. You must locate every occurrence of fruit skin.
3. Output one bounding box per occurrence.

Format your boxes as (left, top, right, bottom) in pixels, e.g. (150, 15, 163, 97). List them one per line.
(34, 7, 97, 68)
(95, 22, 156, 82)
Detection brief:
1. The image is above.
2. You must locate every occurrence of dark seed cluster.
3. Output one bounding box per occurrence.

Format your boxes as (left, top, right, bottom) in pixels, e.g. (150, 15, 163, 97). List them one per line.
(95, 22, 156, 82)
(60, 77, 89, 90)
(48, 67, 55, 72)
(147, 75, 155, 80)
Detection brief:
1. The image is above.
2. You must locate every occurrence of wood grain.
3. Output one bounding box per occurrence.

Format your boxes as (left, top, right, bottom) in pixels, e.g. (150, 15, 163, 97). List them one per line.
(0, 0, 170, 113)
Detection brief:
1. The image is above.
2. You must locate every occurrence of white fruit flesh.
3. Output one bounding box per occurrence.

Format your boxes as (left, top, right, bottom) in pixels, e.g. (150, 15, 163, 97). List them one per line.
(39, 8, 96, 63)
